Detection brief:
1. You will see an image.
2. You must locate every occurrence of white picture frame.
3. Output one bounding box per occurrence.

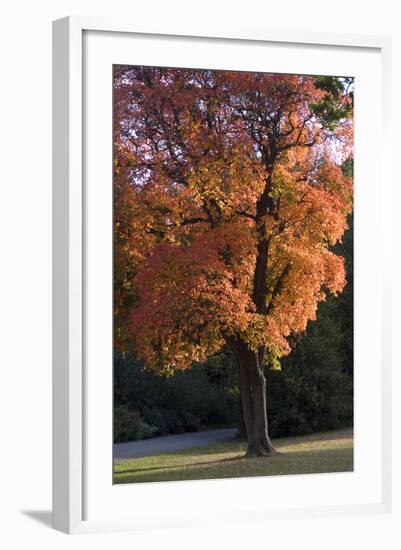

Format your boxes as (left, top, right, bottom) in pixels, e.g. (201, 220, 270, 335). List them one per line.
(52, 16, 392, 534)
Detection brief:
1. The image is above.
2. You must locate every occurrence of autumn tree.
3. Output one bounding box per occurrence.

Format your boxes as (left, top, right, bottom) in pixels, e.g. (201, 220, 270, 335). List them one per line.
(113, 66, 353, 457)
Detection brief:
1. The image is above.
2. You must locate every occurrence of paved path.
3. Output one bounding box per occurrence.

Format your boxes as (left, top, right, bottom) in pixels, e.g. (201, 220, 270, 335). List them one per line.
(114, 427, 238, 460)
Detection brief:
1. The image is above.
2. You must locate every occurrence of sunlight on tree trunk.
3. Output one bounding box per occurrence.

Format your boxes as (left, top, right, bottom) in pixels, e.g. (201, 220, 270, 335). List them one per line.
(232, 338, 274, 457)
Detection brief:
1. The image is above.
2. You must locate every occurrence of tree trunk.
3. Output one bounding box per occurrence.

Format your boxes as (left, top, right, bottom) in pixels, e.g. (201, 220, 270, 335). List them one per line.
(231, 339, 274, 457)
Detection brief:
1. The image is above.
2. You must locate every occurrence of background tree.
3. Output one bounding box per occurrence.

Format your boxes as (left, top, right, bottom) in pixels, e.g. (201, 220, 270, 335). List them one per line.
(114, 67, 353, 457)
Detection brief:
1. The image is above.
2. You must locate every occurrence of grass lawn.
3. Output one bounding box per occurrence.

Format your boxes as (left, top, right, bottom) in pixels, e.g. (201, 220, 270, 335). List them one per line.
(114, 427, 353, 484)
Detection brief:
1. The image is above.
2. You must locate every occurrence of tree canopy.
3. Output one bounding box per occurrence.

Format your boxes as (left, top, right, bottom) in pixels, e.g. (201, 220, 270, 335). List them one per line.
(114, 67, 353, 375)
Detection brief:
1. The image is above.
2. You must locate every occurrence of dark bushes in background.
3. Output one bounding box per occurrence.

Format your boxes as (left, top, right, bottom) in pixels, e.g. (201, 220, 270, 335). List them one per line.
(114, 406, 159, 443)
(114, 353, 240, 442)
(268, 297, 353, 438)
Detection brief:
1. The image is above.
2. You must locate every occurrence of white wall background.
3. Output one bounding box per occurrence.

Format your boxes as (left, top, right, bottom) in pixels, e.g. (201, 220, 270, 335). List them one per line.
(0, 1, 399, 548)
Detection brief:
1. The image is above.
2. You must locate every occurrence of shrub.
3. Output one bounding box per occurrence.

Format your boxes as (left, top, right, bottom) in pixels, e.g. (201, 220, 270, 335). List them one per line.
(114, 405, 159, 442)
(142, 406, 168, 435)
(114, 406, 142, 443)
(136, 421, 159, 440)
(162, 409, 185, 434)
(180, 411, 201, 432)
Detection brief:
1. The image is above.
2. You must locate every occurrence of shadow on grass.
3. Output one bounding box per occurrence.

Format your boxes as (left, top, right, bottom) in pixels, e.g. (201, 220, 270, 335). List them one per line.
(114, 445, 353, 482)
(116, 453, 245, 476)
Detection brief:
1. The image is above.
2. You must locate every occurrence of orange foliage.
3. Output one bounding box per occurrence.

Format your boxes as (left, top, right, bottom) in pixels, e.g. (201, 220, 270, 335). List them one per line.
(113, 67, 353, 369)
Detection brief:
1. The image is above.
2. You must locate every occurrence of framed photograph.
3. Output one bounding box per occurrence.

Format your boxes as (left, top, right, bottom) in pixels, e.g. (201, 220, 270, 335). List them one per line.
(52, 16, 392, 534)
